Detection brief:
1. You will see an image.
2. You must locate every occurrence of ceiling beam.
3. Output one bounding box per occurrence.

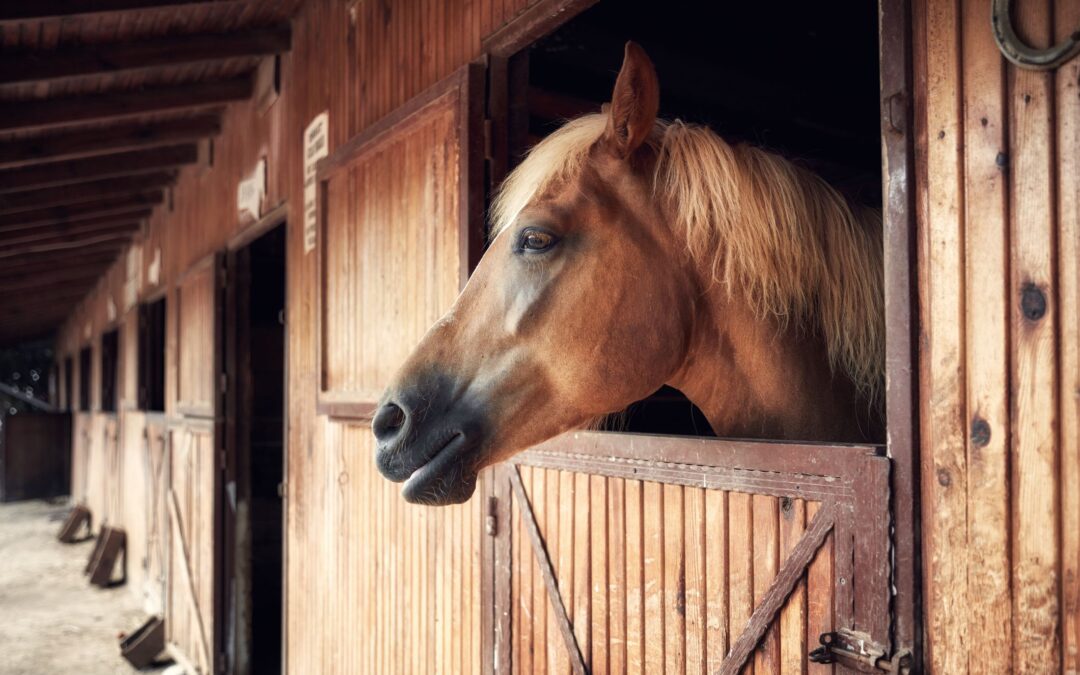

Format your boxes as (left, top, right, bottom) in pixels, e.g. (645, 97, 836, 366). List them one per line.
(0, 272, 112, 299)
(0, 115, 219, 169)
(0, 172, 175, 215)
(0, 144, 196, 194)
(0, 253, 119, 281)
(0, 27, 290, 86)
(0, 76, 252, 133)
(0, 232, 132, 260)
(0, 1, 223, 22)
(0, 199, 157, 230)
(2, 221, 140, 249)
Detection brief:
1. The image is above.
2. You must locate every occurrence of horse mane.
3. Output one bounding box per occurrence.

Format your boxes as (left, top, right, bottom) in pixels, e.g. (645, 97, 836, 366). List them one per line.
(491, 114, 884, 400)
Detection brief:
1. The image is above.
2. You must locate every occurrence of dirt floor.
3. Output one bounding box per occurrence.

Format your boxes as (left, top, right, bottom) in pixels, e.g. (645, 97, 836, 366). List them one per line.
(0, 499, 172, 675)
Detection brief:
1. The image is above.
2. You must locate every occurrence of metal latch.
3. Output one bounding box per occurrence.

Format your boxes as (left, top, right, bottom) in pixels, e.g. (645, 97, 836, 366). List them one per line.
(809, 629, 912, 674)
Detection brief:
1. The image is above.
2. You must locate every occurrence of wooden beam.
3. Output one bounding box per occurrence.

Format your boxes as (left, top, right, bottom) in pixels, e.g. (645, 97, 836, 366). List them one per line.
(0, 196, 157, 230)
(0, 232, 132, 260)
(0, 249, 121, 277)
(0, 203, 156, 231)
(0, 115, 219, 168)
(0, 27, 290, 85)
(0, 254, 118, 281)
(0, 1, 222, 22)
(0, 144, 197, 194)
(0, 212, 150, 240)
(1, 221, 139, 249)
(0, 77, 252, 132)
(0, 272, 111, 298)
(0, 172, 175, 215)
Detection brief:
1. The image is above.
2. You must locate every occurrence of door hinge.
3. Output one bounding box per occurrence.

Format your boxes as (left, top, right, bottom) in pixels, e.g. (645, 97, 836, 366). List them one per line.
(219, 373, 228, 394)
(485, 496, 497, 536)
(809, 629, 912, 674)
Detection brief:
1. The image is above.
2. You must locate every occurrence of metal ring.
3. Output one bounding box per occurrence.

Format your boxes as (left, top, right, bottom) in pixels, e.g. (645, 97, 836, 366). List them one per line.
(992, 0, 1080, 70)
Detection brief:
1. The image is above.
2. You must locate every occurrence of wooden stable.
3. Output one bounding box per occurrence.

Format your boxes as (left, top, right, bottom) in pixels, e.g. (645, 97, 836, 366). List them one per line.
(0, 0, 1068, 673)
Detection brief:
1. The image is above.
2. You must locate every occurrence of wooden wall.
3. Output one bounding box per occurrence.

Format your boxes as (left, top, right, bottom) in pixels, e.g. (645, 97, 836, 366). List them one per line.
(914, 0, 1079, 671)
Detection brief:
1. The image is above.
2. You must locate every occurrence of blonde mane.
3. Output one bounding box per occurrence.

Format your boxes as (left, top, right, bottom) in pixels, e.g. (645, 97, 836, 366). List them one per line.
(491, 114, 884, 399)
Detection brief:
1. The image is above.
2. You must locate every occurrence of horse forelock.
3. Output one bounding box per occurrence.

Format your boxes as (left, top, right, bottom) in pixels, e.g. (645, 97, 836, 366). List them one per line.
(489, 113, 884, 401)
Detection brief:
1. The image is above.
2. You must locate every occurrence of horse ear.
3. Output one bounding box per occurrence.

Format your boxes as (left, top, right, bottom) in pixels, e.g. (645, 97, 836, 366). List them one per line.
(603, 41, 660, 159)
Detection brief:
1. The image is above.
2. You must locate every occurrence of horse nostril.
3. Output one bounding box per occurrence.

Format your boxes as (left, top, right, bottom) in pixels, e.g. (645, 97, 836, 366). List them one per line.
(373, 402, 407, 443)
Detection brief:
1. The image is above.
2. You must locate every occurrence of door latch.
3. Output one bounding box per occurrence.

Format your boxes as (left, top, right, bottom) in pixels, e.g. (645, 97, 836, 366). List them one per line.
(809, 629, 912, 674)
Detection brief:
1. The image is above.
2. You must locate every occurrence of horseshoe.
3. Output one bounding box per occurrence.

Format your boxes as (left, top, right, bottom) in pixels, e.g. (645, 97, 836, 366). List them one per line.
(992, 0, 1080, 70)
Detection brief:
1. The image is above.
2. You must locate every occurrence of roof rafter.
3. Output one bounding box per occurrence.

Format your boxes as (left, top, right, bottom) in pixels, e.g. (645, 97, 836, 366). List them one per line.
(0, 26, 290, 85)
(0, 145, 196, 194)
(0, 77, 252, 133)
(0, 115, 219, 169)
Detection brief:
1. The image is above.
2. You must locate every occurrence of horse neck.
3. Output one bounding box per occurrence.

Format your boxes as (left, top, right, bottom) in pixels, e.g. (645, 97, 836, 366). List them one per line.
(665, 280, 870, 443)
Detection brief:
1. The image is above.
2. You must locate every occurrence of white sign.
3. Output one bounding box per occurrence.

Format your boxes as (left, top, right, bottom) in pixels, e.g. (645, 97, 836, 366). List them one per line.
(148, 247, 161, 286)
(238, 157, 267, 219)
(303, 111, 329, 254)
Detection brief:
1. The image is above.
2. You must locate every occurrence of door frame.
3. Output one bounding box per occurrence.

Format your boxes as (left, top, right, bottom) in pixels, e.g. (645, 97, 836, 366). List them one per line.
(480, 0, 922, 668)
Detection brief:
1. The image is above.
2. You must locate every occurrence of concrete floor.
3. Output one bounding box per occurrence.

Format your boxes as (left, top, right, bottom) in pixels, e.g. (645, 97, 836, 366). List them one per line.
(0, 499, 171, 674)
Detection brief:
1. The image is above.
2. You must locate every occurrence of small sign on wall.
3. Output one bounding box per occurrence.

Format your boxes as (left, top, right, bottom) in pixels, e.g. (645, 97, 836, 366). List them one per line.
(238, 157, 267, 219)
(303, 111, 329, 254)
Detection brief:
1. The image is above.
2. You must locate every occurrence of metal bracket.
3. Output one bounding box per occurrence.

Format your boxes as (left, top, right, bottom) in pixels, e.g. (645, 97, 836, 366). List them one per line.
(809, 629, 912, 674)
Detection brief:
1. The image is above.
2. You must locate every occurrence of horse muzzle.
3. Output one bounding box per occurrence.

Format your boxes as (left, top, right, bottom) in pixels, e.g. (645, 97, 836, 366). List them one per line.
(372, 374, 485, 505)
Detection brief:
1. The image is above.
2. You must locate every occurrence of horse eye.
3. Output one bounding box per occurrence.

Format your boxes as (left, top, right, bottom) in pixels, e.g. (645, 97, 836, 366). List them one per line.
(519, 228, 557, 252)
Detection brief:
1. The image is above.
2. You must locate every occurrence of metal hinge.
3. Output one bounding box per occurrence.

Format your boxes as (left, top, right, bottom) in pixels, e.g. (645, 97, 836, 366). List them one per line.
(809, 629, 912, 674)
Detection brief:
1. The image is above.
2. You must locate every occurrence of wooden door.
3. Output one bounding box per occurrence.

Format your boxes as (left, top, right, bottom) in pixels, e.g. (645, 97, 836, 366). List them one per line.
(287, 63, 491, 674)
(492, 434, 892, 674)
(166, 254, 223, 674)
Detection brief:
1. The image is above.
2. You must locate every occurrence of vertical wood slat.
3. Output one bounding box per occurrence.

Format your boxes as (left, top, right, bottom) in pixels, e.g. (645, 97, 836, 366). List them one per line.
(1056, 0, 1080, 669)
(625, 479, 644, 675)
(915, 0, 968, 672)
(705, 490, 729, 672)
(753, 494, 780, 674)
(1007, 0, 1059, 669)
(959, 0, 1012, 670)
(779, 499, 807, 675)
(728, 492, 754, 675)
(664, 484, 685, 674)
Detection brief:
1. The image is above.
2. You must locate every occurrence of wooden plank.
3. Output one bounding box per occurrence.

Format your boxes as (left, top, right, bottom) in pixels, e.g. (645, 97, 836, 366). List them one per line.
(643, 480, 664, 672)
(608, 477, 627, 675)
(0, 144, 198, 194)
(573, 472, 591, 668)
(705, 490, 728, 672)
(589, 474, 608, 673)
(684, 487, 706, 673)
(0, 1, 217, 21)
(625, 479, 644, 675)
(0, 194, 159, 230)
(1056, 1, 1080, 669)
(0, 77, 252, 133)
(916, 0, 968, 670)
(805, 502, 833, 675)
(546, 468, 561, 672)
(0, 232, 132, 260)
(728, 492, 754, 675)
(0, 27, 291, 85)
(556, 470, 575, 672)
(753, 494, 780, 674)
(0, 220, 139, 249)
(0, 116, 219, 169)
(1008, 0, 1060, 669)
(958, 3, 1014, 662)
(0, 210, 153, 238)
(779, 499, 807, 675)
(663, 483, 685, 674)
(0, 172, 174, 214)
(531, 467, 547, 675)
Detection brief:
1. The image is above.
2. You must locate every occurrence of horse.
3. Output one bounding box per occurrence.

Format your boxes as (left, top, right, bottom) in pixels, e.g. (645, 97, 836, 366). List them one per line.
(371, 42, 884, 506)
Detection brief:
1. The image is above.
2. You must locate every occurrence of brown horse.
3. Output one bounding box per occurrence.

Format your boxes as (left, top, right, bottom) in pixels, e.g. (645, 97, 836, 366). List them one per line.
(372, 43, 884, 505)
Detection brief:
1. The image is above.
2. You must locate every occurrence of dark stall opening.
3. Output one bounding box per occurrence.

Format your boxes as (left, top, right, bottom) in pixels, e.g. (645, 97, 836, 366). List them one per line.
(138, 297, 166, 413)
(78, 347, 91, 412)
(507, 0, 882, 437)
(225, 223, 285, 675)
(100, 330, 118, 413)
